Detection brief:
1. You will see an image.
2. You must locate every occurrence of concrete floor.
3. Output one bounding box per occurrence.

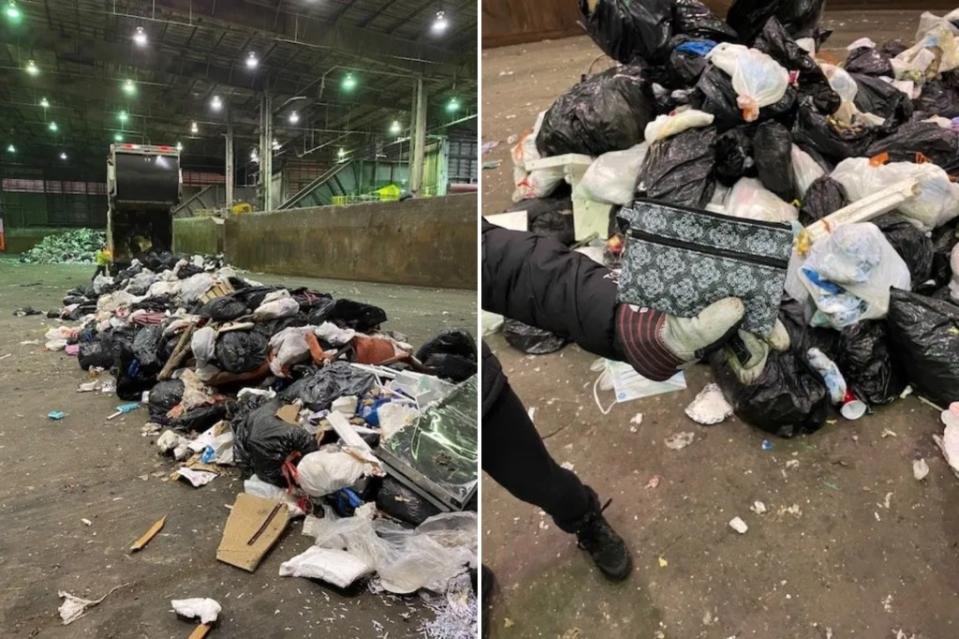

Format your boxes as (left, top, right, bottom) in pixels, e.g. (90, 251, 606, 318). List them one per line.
(481, 11, 959, 639)
(0, 259, 475, 638)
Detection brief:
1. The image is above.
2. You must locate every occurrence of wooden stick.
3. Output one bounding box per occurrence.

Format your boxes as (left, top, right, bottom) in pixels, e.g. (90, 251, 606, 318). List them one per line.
(158, 325, 196, 381)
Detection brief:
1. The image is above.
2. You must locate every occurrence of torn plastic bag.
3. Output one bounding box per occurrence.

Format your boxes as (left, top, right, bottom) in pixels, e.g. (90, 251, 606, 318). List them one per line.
(713, 127, 753, 186)
(672, 0, 737, 41)
(726, 0, 825, 45)
(279, 361, 377, 411)
(753, 120, 795, 201)
(791, 97, 876, 163)
(799, 176, 848, 225)
(915, 77, 959, 119)
(836, 321, 908, 406)
(724, 177, 797, 223)
(644, 109, 715, 143)
(310, 299, 387, 332)
(375, 477, 441, 526)
(536, 65, 654, 157)
(845, 46, 893, 77)
(865, 121, 959, 174)
(851, 74, 913, 127)
(148, 379, 185, 422)
(578, 0, 673, 64)
(511, 111, 565, 202)
(798, 223, 911, 328)
(233, 399, 319, 486)
(707, 43, 790, 122)
(502, 319, 566, 355)
(575, 144, 648, 206)
(635, 126, 717, 208)
(876, 214, 935, 286)
(791, 145, 825, 197)
(886, 289, 959, 407)
(215, 330, 268, 373)
(415, 329, 477, 383)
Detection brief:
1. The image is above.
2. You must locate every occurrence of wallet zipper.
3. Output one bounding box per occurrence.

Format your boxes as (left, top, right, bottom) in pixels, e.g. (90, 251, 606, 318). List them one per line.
(628, 229, 789, 270)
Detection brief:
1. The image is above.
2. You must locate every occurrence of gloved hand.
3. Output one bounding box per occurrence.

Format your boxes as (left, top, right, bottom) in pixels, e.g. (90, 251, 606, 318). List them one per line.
(614, 297, 789, 384)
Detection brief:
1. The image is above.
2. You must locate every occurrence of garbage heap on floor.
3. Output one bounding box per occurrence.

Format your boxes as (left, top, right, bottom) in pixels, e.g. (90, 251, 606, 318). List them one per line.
(497, 1, 959, 437)
(19, 229, 106, 264)
(46, 250, 478, 599)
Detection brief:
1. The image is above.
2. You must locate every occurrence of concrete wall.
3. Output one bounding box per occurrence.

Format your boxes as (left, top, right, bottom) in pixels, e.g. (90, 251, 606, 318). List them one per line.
(172, 217, 224, 255)
(2, 227, 76, 254)
(223, 193, 476, 290)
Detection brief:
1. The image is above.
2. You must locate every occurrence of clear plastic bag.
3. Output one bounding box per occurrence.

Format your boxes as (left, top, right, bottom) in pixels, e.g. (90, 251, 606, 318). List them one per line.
(511, 111, 565, 202)
(295, 447, 378, 497)
(575, 143, 648, 205)
(790, 145, 825, 197)
(707, 43, 789, 121)
(724, 177, 798, 222)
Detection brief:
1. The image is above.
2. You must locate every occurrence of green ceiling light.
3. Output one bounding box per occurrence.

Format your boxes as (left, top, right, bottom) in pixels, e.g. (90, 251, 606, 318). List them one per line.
(25, 59, 38, 76)
(176, 141, 183, 152)
(48, 121, 57, 132)
(113, 132, 123, 142)
(4, 1, 22, 24)
(6, 143, 15, 153)
(389, 120, 402, 135)
(39, 97, 49, 108)
(341, 72, 357, 92)
(445, 97, 460, 113)
(118, 110, 128, 123)
(122, 79, 136, 96)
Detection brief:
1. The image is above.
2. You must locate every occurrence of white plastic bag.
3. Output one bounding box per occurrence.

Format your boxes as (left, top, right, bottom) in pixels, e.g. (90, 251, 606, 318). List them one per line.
(950, 244, 959, 302)
(643, 109, 714, 143)
(798, 223, 910, 327)
(511, 111, 564, 202)
(170, 598, 221, 624)
(296, 447, 380, 497)
(575, 143, 647, 205)
(724, 178, 798, 223)
(832, 157, 959, 231)
(790, 145, 825, 197)
(279, 547, 373, 587)
(314, 321, 355, 346)
(180, 273, 215, 302)
(708, 43, 789, 122)
(253, 291, 299, 320)
(190, 326, 217, 366)
(821, 63, 858, 102)
(268, 326, 314, 377)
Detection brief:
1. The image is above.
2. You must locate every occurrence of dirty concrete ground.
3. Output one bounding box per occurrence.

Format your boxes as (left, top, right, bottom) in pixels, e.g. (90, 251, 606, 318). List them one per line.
(481, 10, 959, 639)
(0, 259, 476, 638)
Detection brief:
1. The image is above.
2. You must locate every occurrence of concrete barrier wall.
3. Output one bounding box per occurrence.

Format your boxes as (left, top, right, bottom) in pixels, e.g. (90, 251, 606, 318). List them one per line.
(222, 194, 476, 289)
(173, 217, 224, 256)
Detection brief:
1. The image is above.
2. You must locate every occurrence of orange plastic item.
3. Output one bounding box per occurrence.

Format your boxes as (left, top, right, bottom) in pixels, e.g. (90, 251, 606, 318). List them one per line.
(869, 152, 889, 167)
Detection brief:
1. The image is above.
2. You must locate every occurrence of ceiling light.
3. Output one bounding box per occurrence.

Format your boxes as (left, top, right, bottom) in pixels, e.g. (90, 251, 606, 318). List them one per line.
(341, 73, 356, 92)
(190, 121, 199, 134)
(25, 59, 38, 76)
(272, 138, 280, 150)
(250, 148, 259, 162)
(4, 1, 22, 23)
(39, 97, 49, 108)
(245, 51, 259, 69)
(118, 110, 128, 123)
(176, 141, 183, 152)
(431, 10, 449, 34)
(337, 147, 346, 159)
(288, 111, 300, 124)
(390, 120, 402, 135)
(114, 133, 123, 142)
(48, 121, 57, 132)
(446, 96, 460, 113)
(6, 144, 15, 153)
(59, 151, 67, 160)
(210, 95, 223, 111)
(122, 79, 137, 96)
(133, 26, 147, 47)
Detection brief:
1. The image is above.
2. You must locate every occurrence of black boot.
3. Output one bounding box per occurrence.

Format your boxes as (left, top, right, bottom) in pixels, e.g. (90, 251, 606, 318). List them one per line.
(572, 486, 632, 581)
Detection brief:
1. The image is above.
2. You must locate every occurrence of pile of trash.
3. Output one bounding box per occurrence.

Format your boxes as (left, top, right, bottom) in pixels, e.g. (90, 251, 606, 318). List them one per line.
(39, 250, 478, 613)
(498, 1, 959, 437)
(19, 229, 106, 264)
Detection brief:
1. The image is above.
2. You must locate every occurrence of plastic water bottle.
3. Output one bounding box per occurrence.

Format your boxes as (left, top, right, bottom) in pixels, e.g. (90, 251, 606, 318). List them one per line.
(807, 347, 847, 405)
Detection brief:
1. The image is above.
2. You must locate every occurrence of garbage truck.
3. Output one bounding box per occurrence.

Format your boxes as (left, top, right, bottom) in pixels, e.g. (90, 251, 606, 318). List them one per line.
(106, 143, 181, 266)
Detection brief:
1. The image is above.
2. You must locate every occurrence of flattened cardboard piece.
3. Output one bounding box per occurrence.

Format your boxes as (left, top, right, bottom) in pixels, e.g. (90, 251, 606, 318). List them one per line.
(130, 516, 166, 552)
(216, 493, 289, 572)
(275, 404, 299, 425)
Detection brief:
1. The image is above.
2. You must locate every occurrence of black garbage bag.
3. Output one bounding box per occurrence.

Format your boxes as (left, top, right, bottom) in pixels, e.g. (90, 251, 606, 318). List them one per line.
(886, 288, 959, 407)
(310, 299, 387, 332)
(799, 176, 848, 225)
(714, 126, 754, 186)
(199, 295, 249, 322)
(876, 214, 934, 286)
(844, 46, 893, 77)
(672, 0, 737, 41)
(837, 321, 908, 406)
(132, 325, 163, 376)
(636, 126, 717, 208)
(792, 97, 876, 163)
(536, 65, 654, 157)
(169, 402, 229, 432)
(78, 341, 113, 371)
(578, 0, 673, 64)
(138, 250, 179, 272)
(694, 65, 797, 131)
(175, 263, 205, 279)
(914, 77, 959, 119)
(215, 330, 268, 373)
(502, 319, 567, 355)
(753, 120, 795, 201)
(753, 17, 839, 116)
(852, 74, 913, 127)
(929, 222, 959, 288)
(416, 329, 477, 382)
(667, 42, 711, 87)
(233, 399, 318, 486)
(726, 0, 825, 44)
(880, 39, 908, 58)
(507, 185, 576, 245)
(290, 288, 333, 314)
(865, 121, 959, 173)
(148, 379, 185, 422)
(375, 477, 442, 526)
(279, 361, 377, 411)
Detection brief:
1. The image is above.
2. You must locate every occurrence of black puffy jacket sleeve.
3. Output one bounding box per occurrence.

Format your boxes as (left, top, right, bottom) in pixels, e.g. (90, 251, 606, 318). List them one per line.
(482, 220, 622, 360)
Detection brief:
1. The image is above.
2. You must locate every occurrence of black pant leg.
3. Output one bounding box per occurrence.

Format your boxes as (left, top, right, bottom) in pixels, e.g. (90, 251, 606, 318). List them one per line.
(482, 379, 591, 532)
